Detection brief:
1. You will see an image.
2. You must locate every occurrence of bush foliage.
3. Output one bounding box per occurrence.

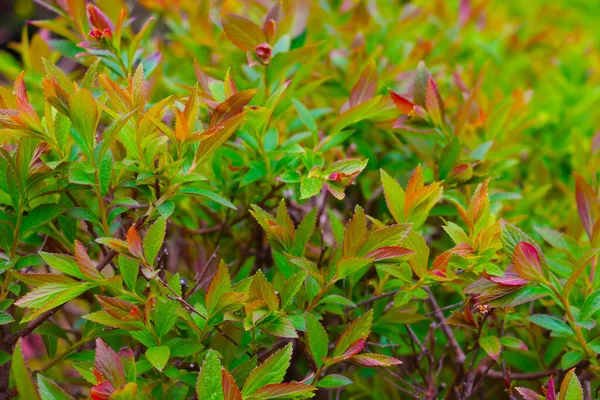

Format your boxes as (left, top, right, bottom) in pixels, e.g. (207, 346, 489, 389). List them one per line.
(0, 0, 598, 399)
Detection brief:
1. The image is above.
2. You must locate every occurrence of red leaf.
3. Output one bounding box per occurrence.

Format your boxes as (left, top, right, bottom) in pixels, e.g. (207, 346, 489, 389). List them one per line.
(87, 4, 114, 31)
(547, 375, 556, 400)
(90, 382, 115, 400)
(74, 240, 99, 279)
(515, 387, 543, 400)
(209, 89, 257, 127)
(425, 77, 444, 125)
(94, 339, 125, 389)
(221, 13, 266, 51)
(349, 60, 377, 108)
(574, 173, 598, 239)
(222, 368, 242, 400)
(367, 246, 414, 261)
(126, 226, 144, 259)
(324, 338, 365, 364)
(251, 383, 316, 398)
(487, 270, 527, 287)
(351, 353, 403, 367)
(389, 89, 415, 114)
(512, 242, 544, 282)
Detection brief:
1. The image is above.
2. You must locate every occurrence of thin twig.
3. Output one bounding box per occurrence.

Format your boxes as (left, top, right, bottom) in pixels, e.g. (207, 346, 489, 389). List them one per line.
(425, 287, 466, 365)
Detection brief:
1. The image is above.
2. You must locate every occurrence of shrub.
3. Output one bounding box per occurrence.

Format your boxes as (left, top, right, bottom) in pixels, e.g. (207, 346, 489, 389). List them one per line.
(0, 0, 598, 399)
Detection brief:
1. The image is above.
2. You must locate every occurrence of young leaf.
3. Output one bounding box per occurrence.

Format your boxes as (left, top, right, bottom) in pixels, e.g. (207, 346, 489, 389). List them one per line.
(512, 242, 545, 282)
(251, 383, 316, 399)
(351, 353, 402, 367)
(95, 338, 126, 389)
(221, 13, 266, 51)
(333, 309, 373, 357)
(222, 368, 242, 400)
(206, 261, 232, 313)
(574, 173, 598, 239)
(68, 89, 98, 153)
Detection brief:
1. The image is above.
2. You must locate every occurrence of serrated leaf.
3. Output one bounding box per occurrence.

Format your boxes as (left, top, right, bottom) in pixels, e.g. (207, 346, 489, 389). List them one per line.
(249, 270, 279, 312)
(316, 374, 353, 388)
(21, 204, 66, 234)
(12, 340, 40, 400)
(242, 343, 292, 396)
(95, 338, 125, 389)
(143, 216, 166, 265)
(222, 368, 242, 400)
(206, 261, 232, 313)
(306, 313, 328, 368)
(333, 309, 372, 357)
(251, 383, 316, 399)
(39, 252, 84, 279)
(351, 353, 402, 367)
(38, 374, 75, 400)
(478, 336, 501, 360)
(197, 350, 224, 400)
(559, 368, 583, 400)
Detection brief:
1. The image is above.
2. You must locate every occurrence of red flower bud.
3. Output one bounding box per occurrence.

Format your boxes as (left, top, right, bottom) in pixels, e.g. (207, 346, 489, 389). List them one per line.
(254, 43, 273, 65)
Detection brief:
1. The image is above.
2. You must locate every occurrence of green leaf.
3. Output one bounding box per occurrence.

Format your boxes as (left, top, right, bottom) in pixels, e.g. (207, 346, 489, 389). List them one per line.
(40, 252, 85, 279)
(98, 151, 112, 196)
(146, 346, 170, 371)
(292, 208, 317, 257)
(380, 169, 405, 224)
(180, 188, 236, 210)
(478, 336, 501, 360)
(117, 255, 139, 291)
(561, 351, 583, 370)
(500, 336, 526, 350)
(0, 351, 10, 366)
(0, 310, 15, 325)
(11, 339, 41, 400)
(143, 216, 167, 265)
(316, 374, 353, 388)
(336, 257, 372, 280)
(292, 99, 317, 133)
(581, 290, 600, 320)
(196, 350, 224, 400)
(37, 374, 74, 400)
(527, 314, 574, 336)
(306, 313, 329, 368)
(153, 298, 179, 338)
(280, 271, 307, 310)
(559, 368, 583, 400)
(300, 177, 322, 199)
(242, 343, 292, 396)
(68, 88, 98, 154)
(21, 204, 66, 235)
